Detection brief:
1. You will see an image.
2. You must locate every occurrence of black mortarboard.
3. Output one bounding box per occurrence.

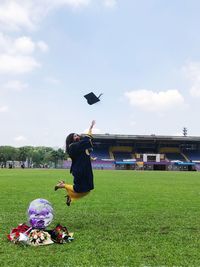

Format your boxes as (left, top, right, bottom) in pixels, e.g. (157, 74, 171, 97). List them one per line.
(84, 92, 103, 105)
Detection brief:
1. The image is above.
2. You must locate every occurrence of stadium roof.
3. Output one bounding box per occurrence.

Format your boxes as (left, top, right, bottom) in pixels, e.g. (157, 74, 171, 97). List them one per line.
(93, 134, 200, 142)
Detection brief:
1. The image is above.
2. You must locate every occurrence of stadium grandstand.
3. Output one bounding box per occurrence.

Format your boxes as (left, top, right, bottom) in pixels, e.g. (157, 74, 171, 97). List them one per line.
(64, 134, 200, 171)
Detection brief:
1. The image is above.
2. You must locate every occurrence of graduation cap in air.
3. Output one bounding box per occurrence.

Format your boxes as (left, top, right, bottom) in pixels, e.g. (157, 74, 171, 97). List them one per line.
(84, 92, 103, 105)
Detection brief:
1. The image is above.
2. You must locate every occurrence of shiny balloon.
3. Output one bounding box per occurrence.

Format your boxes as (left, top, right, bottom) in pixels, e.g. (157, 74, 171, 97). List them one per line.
(27, 199, 54, 229)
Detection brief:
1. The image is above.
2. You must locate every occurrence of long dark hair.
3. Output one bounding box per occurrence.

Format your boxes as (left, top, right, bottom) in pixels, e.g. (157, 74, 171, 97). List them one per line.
(65, 133, 75, 154)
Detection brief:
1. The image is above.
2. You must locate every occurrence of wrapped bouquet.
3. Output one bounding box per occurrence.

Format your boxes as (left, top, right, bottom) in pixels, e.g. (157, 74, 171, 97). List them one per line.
(7, 224, 31, 244)
(7, 223, 74, 246)
(28, 229, 53, 246)
(49, 224, 74, 244)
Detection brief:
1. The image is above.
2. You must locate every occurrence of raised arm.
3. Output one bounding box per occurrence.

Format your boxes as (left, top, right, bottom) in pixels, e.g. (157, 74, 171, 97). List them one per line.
(87, 120, 95, 136)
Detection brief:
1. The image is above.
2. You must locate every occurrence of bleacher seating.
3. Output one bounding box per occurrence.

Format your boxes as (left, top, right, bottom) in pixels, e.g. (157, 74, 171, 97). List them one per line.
(165, 153, 186, 162)
(91, 147, 110, 160)
(91, 145, 200, 164)
(183, 151, 200, 161)
(113, 152, 133, 161)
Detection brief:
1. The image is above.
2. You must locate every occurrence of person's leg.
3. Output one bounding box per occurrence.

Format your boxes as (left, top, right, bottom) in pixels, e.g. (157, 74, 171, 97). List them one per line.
(54, 180, 72, 206)
(54, 180, 65, 190)
(54, 181, 90, 206)
(64, 184, 90, 201)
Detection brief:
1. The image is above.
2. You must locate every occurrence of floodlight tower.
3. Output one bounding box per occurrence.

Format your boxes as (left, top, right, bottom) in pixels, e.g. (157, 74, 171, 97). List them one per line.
(183, 127, 187, 137)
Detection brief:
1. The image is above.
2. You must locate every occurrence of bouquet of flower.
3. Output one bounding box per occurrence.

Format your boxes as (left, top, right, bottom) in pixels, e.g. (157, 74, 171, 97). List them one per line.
(49, 224, 74, 244)
(7, 224, 30, 244)
(28, 229, 54, 246)
(7, 223, 74, 246)
(28, 229, 53, 246)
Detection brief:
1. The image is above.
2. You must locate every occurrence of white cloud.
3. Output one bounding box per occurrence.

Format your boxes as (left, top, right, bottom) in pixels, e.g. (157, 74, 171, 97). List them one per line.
(0, 105, 9, 112)
(190, 85, 200, 97)
(0, 1, 34, 31)
(0, 54, 40, 74)
(125, 89, 185, 112)
(182, 61, 200, 97)
(14, 36, 36, 54)
(0, 33, 48, 55)
(14, 135, 27, 142)
(0, 33, 48, 74)
(10, 37, 49, 55)
(4, 80, 28, 91)
(0, 0, 90, 32)
(55, 0, 91, 8)
(0, 0, 89, 73)
(103, 0, 117, 8)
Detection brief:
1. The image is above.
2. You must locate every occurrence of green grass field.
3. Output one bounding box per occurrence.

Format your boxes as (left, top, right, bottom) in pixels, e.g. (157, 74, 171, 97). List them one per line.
(1, 169, 200, 267)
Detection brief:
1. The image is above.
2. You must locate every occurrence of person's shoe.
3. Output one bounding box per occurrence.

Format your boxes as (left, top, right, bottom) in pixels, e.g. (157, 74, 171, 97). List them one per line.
(66, 195, 71, 206)
(54, 180, 65, 191)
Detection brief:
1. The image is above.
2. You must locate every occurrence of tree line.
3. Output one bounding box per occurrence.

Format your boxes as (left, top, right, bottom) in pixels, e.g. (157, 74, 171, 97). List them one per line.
(0, 146, 67, 168)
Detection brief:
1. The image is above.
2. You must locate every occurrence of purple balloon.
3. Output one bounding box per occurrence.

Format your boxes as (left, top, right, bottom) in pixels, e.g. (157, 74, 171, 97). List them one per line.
(27, 199, 54, 229)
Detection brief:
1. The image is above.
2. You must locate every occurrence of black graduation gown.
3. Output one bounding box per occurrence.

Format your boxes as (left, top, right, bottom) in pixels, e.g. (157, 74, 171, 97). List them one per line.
(68, 135, 94, 193)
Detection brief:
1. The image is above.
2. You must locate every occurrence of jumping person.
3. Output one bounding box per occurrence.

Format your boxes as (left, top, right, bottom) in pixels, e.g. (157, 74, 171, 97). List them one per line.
(54, 120, 95, 206)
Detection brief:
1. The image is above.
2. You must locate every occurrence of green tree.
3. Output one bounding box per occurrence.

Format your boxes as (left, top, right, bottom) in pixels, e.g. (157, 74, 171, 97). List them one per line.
(0, 146, 18, 162)
(50, 150, 60, 168)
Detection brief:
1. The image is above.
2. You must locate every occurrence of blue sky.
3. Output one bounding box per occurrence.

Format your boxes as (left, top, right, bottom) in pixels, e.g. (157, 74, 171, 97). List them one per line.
(1, 0, 200, 148)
